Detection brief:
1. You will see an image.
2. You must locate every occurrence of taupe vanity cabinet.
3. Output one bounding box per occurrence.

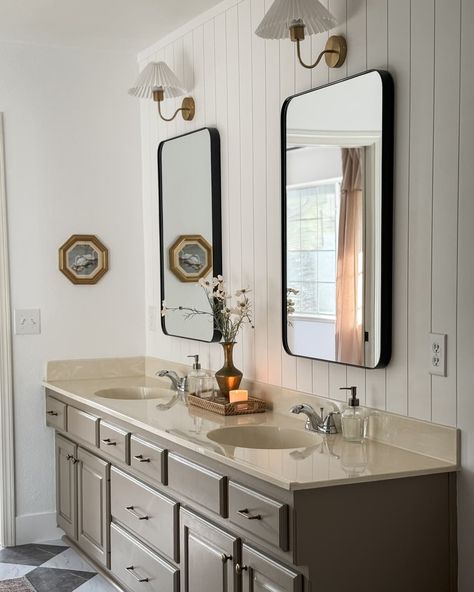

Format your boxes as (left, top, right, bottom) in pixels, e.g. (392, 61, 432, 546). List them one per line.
(46, 391, 457, 592)
(55, 434, 110, 568)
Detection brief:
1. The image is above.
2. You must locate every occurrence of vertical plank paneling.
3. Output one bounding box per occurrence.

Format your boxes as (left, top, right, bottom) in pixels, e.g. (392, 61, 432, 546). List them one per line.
(325, 0, 349, 399)
(265, 0, 282, 386)
(345, 0, 368, 404)
(142, 0, 470, 450)
(407, 0, 435, 420)
(293, 26, 314, 395)
(203, 19, 219, 372)
(310, 0, 330, 90)
(365, 0, 388, 409)
(192, 27, 205, 131)
(328, 0, 348, 82)
(347, 0, 367, 75)
(214, 11, 230, 372)
(251, 0, 269, 383)
(310, 0, 331, 397)
(430, 0, 461, 427)
(367, 0, 388, 68)
(203, 20, 217, 127)
(279, 24, 297, 391)
(385, 0, 410, 416)
(238, 0, 256, 380)
(225, 5, 244, 370)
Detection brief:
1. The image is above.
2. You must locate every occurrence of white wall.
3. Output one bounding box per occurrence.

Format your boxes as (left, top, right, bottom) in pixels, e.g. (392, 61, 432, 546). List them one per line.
(139, 0, 474, 587)
(0, 42, 145, 540)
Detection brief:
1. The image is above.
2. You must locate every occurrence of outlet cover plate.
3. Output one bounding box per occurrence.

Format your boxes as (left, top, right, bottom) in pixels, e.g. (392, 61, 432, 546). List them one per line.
(429, 333, 447, 377)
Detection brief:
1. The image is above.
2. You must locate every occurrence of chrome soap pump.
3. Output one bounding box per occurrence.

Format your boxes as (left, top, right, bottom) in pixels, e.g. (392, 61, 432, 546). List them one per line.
(340, 386, 366, 442)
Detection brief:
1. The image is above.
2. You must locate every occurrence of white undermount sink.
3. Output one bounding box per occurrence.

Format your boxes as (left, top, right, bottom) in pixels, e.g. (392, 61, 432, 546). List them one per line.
(206, 425, 322, 450)
(94, 386, 170, 400)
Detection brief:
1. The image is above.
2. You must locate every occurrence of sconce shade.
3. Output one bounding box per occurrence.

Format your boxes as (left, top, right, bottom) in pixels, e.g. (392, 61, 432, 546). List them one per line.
(255, 0, 337, 39)
(128, 61, 187, 100)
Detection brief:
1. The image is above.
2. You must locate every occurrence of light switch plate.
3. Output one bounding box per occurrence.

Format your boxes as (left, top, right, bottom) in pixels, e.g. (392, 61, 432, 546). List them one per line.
(15, 309, 41, 335)
(429, 333, 447, 377)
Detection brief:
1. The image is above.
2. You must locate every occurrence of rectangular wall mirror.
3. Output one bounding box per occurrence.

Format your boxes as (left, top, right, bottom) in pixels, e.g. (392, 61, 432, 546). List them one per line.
(282, 70, 393, 368)
(158, 127, 222, 342)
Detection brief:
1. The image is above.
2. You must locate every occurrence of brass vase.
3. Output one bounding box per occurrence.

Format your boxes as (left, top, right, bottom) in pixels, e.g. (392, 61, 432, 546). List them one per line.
(215, 342, 243, 398)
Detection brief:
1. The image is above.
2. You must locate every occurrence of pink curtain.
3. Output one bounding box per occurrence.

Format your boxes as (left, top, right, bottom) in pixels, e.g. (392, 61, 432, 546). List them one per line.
(335, 148, 364, 365)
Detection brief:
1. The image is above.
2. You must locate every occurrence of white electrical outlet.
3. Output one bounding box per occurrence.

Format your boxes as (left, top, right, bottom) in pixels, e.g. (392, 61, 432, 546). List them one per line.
(429, 333, 447, 377)
(15, 309, 41, 335)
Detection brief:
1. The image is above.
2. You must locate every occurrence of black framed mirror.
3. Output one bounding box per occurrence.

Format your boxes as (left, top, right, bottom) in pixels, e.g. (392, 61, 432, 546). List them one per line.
(281, 70, 393, 368)
(158, 127, 222, 342)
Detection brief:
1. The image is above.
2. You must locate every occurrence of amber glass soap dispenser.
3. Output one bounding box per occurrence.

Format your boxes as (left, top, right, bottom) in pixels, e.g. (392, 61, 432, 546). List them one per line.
(340, 386, 366, 442)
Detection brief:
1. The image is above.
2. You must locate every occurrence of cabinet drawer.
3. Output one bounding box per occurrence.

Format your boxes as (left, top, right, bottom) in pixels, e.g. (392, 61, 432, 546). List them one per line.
(228, 481, 289, 551)
(99, 421, 130, 464)
(111, 467, 178, 561)
(46, 396, 67, 431)
(130, 435, 167, 486)
(168, 453, 227, 517)
(67, 407, 99, 447)
(111, 523, 179, 592)
(241, 544, 302, 592)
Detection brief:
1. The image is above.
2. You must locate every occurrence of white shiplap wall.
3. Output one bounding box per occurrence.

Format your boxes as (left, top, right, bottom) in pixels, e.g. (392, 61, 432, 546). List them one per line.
(141, 0, 466, 425)
(139, 1, 474, 586)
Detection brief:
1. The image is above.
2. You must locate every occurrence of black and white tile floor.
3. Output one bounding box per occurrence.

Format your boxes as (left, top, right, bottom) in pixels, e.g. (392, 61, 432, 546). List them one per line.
(0, 540, 116, 591)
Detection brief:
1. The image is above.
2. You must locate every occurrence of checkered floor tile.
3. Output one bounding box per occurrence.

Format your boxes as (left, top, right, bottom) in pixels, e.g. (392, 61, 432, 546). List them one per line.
(0, 541, 116, 591)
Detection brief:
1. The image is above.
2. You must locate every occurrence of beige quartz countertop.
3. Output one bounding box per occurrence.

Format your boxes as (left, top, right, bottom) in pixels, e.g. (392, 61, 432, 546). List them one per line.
(43, 375, 457, 491)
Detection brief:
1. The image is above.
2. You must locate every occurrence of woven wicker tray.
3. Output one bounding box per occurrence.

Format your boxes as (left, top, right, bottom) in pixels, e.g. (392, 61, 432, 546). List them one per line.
(187, 393, 266, 416)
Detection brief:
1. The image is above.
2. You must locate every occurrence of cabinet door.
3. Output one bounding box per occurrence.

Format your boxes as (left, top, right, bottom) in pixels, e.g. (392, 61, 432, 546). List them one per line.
(240, 545, 302, 592)
(56, 435, 77, 540)
(180, 508, 237, 592)
(77, 447, 110, 567)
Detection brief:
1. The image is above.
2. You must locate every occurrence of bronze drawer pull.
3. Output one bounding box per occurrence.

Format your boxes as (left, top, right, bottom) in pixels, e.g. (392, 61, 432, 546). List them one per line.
(125, 566, 149, 583)
(237, 508, 262, 520)
(47, 411, 58, 416)
(133, 454, 151, 463)
(101, 438, 117, 446)
(235, 563, 248, 574)
(66, 454, 74, 461)
(125, 505, 149, 520)
(221, 554, 232, 563)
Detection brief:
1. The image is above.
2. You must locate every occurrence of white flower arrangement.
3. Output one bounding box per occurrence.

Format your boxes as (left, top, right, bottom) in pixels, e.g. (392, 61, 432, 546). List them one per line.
(161, 275, 254, 343)
(287, 287, 299, 326)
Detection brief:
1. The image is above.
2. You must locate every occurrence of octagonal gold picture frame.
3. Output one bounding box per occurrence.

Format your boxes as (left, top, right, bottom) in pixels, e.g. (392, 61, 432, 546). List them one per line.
(169, 234, 212, 283)
(59, 234, 109, 285)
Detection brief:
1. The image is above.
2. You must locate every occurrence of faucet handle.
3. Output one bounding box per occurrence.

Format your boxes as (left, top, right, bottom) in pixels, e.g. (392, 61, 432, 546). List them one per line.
(321, 410, 339, 434)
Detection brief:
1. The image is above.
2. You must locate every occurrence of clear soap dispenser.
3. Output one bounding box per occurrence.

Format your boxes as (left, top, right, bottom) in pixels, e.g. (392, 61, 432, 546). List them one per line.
(340, 386, 366, 442)
(187, 354, 207, 394)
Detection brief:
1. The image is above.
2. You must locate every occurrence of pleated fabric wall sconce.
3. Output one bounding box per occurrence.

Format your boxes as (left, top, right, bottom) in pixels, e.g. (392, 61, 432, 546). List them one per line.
(128, 61, 195, 122)
(255, 0, 347, 70)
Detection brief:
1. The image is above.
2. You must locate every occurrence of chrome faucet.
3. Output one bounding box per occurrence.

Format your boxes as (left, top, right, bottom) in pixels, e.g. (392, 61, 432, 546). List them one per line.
(289, 403, 339, 435)
(157, 370, 188, 393)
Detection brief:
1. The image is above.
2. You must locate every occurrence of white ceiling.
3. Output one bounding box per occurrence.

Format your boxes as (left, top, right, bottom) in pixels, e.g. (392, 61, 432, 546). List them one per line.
(0, 0, 222, 52)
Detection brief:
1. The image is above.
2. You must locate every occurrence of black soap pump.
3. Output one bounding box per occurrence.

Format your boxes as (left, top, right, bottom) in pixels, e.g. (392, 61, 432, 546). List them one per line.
(340, 386, 366, 442)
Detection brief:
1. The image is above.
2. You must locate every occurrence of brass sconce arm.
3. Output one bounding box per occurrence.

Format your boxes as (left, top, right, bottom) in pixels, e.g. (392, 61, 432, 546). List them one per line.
(153, 89, 195, 122)
(290, 26, 347, 70)
(295, 40, 339, 70)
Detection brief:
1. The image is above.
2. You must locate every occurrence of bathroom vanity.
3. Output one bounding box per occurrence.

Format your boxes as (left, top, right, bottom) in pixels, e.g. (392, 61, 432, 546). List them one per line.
(44, 360, 458, 592)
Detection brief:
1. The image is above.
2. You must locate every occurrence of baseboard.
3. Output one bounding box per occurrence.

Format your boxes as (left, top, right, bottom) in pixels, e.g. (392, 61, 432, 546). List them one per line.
(15, 511, 64, 545)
